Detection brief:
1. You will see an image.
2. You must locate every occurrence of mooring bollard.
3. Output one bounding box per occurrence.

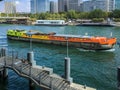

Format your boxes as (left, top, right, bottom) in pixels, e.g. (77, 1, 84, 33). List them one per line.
(64, 57, 73, 84)
(27, 51, 36, 66)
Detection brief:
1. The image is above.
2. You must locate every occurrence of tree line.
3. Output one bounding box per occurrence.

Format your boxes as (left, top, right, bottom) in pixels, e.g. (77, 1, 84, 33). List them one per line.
(1, 9, 120, 22)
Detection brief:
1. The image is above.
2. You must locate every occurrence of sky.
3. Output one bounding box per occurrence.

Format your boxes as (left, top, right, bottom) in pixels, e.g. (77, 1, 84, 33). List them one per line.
(0, 0, 86, 13)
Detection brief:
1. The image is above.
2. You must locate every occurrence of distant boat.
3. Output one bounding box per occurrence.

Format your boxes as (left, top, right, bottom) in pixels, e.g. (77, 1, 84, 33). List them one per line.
(7, 29, 116, 51)
(76, 22, 116, 27)
(34, 20, 68, 26)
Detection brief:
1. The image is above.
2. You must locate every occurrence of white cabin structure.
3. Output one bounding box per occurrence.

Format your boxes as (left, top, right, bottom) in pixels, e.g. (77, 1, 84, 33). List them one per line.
(35, 20, 67, 26)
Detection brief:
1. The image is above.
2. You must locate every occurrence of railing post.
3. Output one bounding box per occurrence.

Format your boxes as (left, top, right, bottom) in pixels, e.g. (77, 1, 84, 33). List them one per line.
(29, 66, 35, 90)
(12, 50, 14, 66)
(50, 77, 53, 90)
(29, 66, 31, 76)
(27, 51, 36, 89)
(29, 79, 35, 90)
(1, 48, 6, 57)
(39, 73, 41, 85)
(20, 64, 23, 73)
(0, 49, 2, 58)
(1, 48, 7, 66)
(117, 67, 120, 90)
(1, 48, 8, 79)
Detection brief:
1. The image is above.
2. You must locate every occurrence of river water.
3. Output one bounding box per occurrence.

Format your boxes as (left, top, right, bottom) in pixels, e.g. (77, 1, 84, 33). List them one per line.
(0, 24, 120, 90)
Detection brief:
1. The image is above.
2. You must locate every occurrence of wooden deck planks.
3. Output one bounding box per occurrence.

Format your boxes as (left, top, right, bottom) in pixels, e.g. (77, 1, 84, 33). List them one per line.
(0, 56, 96, 90)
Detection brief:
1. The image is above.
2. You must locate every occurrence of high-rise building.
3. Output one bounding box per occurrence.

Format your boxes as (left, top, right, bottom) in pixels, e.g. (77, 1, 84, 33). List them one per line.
(109, 0, 115, 11)
(31, 0, 50, 13)
(81, 1, 93, 12)
(82, 0, 115, 12)
(50, 1, 58, 13)
(115, 0, 120, 9)
(58, 0, 69, 12)
(68, 0, 82, 11)
(58, 0, 82, 12)
(4, 1, 16, 14)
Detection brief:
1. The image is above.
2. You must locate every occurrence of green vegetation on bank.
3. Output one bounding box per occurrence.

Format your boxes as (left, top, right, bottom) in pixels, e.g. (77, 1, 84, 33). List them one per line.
(1, 9, 120, 22)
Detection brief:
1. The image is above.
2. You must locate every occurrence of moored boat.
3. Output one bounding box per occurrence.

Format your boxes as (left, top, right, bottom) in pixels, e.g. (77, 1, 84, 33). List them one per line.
(7, 29, 116, 51)
(34, 20, 68, 26)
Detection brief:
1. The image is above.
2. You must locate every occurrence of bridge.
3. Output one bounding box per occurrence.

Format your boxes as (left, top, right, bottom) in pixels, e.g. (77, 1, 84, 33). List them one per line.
(0, 48, 95, 90)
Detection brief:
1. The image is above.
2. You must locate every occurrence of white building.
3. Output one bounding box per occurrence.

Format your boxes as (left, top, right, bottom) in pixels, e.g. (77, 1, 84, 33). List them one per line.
(58, 0, 69, 12)
(115, 0, 120, 9)
(68, 0, 82, 11)
(82, 0, 115, 12)
(4, 1, 16, 14)
(81, 1, 93, 12)
(31, 0, 50, 13)
(58, 0, 83, 12)
(50, 1, 58, 13)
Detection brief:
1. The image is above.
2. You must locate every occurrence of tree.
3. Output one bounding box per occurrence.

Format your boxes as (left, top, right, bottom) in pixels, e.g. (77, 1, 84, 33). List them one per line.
(67, 10, 77, 19)
(89, 9, 108, 19)
(79, 12, 89, 19)
(112, 9, 120, 18)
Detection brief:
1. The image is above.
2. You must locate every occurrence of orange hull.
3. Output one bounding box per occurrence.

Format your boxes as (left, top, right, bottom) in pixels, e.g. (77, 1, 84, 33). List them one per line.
(7, 29, 117, 50)
(22, 34, 116, 46)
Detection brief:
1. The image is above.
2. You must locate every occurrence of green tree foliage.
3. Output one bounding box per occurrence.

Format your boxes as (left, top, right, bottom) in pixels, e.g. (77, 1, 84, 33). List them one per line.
(92, 18, 104, 22)
(113, 18, 120, 22)
(67, 10, 78, 19)
(1, 8, 120, 22)
(112, 9, 120, 18)
(89, 9, 108, 19)
(79, 12, 89, 19)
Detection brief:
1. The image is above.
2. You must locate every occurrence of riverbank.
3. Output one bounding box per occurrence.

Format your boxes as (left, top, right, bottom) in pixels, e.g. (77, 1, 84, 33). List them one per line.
(0, 17, 120, 27)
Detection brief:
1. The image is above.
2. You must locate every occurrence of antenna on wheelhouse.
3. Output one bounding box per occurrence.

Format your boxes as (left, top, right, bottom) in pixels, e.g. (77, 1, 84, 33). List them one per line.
(66, 36, 69, 57)
(30, 34, 32, 51)
(27, 30, 33, 51)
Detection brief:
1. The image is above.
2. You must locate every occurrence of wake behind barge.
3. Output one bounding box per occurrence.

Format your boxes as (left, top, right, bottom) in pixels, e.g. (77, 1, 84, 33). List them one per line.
(7, 29, 116, 51)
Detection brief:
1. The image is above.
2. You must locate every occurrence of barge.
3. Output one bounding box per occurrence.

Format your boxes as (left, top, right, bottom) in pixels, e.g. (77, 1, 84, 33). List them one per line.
(7, 29, 116, 51)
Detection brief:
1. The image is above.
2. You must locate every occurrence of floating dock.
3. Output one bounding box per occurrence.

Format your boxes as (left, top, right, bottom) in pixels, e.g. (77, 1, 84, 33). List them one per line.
(0, 48, 96, 90)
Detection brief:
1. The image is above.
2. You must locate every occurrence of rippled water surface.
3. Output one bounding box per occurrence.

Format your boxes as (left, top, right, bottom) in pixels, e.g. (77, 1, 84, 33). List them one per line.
(0, 24, 120, 90)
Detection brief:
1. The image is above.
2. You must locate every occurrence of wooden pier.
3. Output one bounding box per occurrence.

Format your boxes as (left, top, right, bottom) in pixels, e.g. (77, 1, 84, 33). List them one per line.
(0, 48, 96, 90)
